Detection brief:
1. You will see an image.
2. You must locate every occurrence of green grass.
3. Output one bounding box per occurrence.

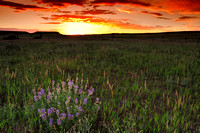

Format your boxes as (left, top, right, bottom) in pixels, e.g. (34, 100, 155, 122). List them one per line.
(0, 38, 200, 132)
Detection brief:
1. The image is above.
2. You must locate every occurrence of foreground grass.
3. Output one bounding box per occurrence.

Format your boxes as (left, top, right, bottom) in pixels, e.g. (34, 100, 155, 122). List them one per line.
(0, 38, 200, 132)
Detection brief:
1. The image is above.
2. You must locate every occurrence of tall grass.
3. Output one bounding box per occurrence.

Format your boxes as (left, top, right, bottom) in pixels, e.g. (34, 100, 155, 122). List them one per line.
(0, 39, 199, 132)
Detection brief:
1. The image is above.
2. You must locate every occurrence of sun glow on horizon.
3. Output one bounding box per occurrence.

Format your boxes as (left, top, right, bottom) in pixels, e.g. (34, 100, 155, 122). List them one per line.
(59, 22, 112, 35)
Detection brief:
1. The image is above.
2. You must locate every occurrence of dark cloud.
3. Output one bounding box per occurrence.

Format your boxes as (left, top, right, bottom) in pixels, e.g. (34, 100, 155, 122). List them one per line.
(140, 11, 162, 16)
(0, 27, 38, 33)
(174, 16, 199, 22)
(75, 9, 116, 15)
(0, 0, 46, 11)
(156, 16, 170, 20)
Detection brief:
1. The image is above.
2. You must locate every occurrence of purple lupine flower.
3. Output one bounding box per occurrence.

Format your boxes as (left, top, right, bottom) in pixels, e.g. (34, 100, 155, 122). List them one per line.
(62, 81, 66, 85)
(56, 109, 59, 115)
(78, 88, 82, 94)
(74, 85, 78, 89)
(75, 98, 78, 104)
(41, 88, 45, 95)
(88, 90, 93, 95)
(68, 81, 73, 86)
(49, 118, 53, 127)
(96, 97, 99, 102)
(50, 107, 54, 112)
(67, 96, 71, 100)
(47, 87, 50, 92)
(78, 106, 82, 112)
(42, 113, 46, 120)
(68, 114, 72, 119)
(32, 89, 35, 94)
(52, 80, 55, 84)
(47, 109, 52, 116)
(71, 114, 74, 119)
(47, 95, 50, 100)
(83, 98, 87, 105)
(58, 102, 60, 105)
(97, 106, 100, 111)
(41, 108, 45, 114)
(34, 96, 38, 102)
(57, 119, 61, 125)
(38, 92, 42, 97)
(38, 109, 41, 113)
(60, 113, 66, 120)
(91, 88, 94, 93)
(76, 113, 79, 117)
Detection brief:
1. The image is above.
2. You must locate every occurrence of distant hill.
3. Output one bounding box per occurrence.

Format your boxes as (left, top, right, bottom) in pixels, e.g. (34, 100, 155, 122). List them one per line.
(0, 30, 200, 41)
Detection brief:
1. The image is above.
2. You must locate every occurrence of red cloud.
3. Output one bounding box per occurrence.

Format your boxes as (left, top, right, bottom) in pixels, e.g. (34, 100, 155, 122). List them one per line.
(92, 0, 151, 7)
(0, 0, 46, 11)
(33, 0, 86, 7)
(75, 9, 116, 15)
(153, 0, 200, 14)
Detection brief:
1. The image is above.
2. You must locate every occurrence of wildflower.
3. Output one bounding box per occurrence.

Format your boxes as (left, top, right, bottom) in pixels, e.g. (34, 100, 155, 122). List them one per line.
(41, 88, 45, 95)
(38, 109, 41, 114)
(58, 102, 60, 105)
(47, 87, 50, 92)
(41, 108, 46, 114)
(32, 89, 35, 94)
(83, 98, 87, 105)
(57, 119, 61, 125)
(34, 96, 38, 102)
(88, 90, 92, 95)
(75, 98, 78, 104)
(42, 113, 46, 120)
(56, 109, 59, 115)
(74, 87, 78, 94)
(47, 109, 52, 116)
(52, 80, 55, 84)
(91, 88, 94, 93)
(78, 106, 82, 112)
(68, 114, 74, 119)
(76, 113, 79, 117)
(96, 97, 99, 103)
(62, 81, 66, 86)
(50, 107, 54, 112)
(38, 92, 42, 97)
(68, 114, 72, 119)
(78, 88, 83, 94)
(47, 95, 50, 100)
(68, 81, 73, 86)
(97, 106, 100, 111)
(74, 85, 78, 89)
(49, 118, 53, 127)
(60, 113, 66, 120)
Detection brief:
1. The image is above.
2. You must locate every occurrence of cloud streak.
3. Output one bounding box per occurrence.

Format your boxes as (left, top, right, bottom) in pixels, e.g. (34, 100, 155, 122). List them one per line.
(0, 0, 46, 11)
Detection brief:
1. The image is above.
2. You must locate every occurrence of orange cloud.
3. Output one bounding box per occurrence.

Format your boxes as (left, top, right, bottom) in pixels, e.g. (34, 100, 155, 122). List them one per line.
(116, 8, 134, 13)
(42, 14, 166, 30)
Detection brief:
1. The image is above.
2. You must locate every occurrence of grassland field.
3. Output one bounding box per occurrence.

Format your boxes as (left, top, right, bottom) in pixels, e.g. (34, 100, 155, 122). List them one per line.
(0, 33, 200, 132)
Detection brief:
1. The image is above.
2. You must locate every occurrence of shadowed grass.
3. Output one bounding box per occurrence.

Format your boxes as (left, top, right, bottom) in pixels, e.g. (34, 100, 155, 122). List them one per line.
(0, 39, 200, 132)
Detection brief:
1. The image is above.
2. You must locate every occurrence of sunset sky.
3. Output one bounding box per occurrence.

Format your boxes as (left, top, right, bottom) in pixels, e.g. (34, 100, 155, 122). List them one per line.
(0, 0, 200, 35)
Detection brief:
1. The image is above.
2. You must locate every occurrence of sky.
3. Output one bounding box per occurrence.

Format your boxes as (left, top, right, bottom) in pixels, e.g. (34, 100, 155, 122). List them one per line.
(0, 0, 200, 35)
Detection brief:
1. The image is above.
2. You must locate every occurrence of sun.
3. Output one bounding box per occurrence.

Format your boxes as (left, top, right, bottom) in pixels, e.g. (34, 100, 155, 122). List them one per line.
(59, 22, 110, 35)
